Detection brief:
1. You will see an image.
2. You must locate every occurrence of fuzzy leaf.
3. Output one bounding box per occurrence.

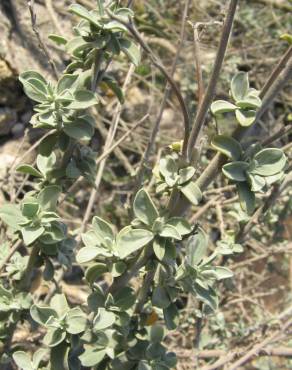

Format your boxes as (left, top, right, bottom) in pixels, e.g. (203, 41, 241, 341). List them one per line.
(210, 100, 237, 115)
(63, 118, 94, 141)
(237, 182, 256, 215)
(180, 181, 202, 205)
(186, 228, 208, 267)
(211, 135, 242, 160)
(222, 162, 249, 182)
(235, 109, 256, 127)
(252, 148, 287, 176)
(13, 352, 33, 370)
(116, 227, 154, 259)
(37, 185, 61, 211)
(16, 165, 43, 178)
(231, 72, 249, 101)
(119, 38, 141, 66)
(133, 189, 159, 226)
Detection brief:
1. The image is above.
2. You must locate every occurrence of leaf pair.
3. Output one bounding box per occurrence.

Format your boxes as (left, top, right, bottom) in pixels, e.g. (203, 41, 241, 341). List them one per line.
(156, 154, 202, 206)
(30, 294, 87, 347)
(211, 72, 262, 127)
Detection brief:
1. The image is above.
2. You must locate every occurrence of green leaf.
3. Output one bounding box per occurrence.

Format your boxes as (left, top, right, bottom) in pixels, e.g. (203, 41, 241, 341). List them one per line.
(159, 224, 182, 240)
(63, 118, 94, 141)
(0, 204, 24, 229)
(32, 348, 47, 369)
(76, 246, 102, 264)
(159, 156, 178, 187)
(50, 343, 69, 370)
(231, 72, 249, 101)
(56, 74, 78, 94)
(85, 263, 108, 285)
(153, 238, 166, 261)
(66, 36, 90, 57)
(152, 286, 171, 309)
(103, 75, 124, 104)
(113, 287, 136, 310)
(92, 216, 114, 242)
(20, 70, 47, 85)
(66, 307, 87, 334)
(180, 181, 202, 205)
(116, 227, 154, 259)
(236, 95, 261, 109)
(237, 182, 256, 215)
(247, 173, 266, 192)
(166, 217, 192, 236)
(163, 303, 179, 330)
(280, 33, 292, 44)
(211, 266, 233, 280)
(133, 189, 159, 226)
(30, 304, 57, 326)
(186, 228, 208, 267)
(22, 202, 39, 219)
(16, 165, 43, 178)
(211, 135, 242, 160)
(37, 185, 61, 211)
(93, 308, 115, 331)
(68, 90, 98, 109)
(79, 348, 106, 367)
(44, 327, 66, 347)
(69, 4, 102, 28)
(252, 148, 287, 176)
(37, 152, 56, 177)
(43, 259, 54, 281)
(13, 352, 33, 370)
(50, 294, 69, 317)
(19, 72, 48, 103)
(110, 261, 126, 277)
(222, 162, 249, 182)
(149, 325, 165, 343)
(210, 100, 237, 115)
(49, 34, 68, 46)
(235, 109, 256, 127)
(119, 38, 141, 66)
(178, 167, 195, 185)
(39, 134, 58, 156)
(22, 225, 45, 245)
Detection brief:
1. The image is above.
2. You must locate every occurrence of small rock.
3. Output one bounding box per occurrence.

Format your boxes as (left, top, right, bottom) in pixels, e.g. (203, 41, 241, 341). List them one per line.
(21, 111, 32, 123)
(11, 122, 25, 138)
(0, 108, 17, 136)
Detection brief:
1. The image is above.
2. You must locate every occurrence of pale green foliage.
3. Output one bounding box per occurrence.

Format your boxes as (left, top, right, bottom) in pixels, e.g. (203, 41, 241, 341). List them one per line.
(0, 1, 288, 369)
(212, 135, 287, 214)
(211, 72, 262, 127)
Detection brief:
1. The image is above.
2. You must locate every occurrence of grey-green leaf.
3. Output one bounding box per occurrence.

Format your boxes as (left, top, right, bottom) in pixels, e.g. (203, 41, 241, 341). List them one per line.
(13, 352, 33, 370)
(116, 227, 154, 259)
(133, 189, 159, 226)
(235, 109, 256, 127)
(252, 148, 287, 176)
(210, 100, 237, 115)
(231, 72, 249, 101)
(237, 182, 256, 215)
(222, 162, 249, 182)
(180, 181, 202, 205)
(16, 165, 43, 178)
(211, 135, 242, 160)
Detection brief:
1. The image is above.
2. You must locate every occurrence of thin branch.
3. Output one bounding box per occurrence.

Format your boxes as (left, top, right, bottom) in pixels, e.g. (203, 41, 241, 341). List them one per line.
(79, 63, 136, 235)
(134, 0, 191, 190)
(107, 10, 191, 157)
(186, 0, 238, 160)
(27, 0, 58, 79)
(260, 45, 292, 98)
(0, 240, 22, 274)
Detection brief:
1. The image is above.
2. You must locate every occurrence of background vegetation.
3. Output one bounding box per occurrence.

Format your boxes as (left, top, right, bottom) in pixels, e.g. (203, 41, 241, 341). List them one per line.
(0, 0, 291, 369)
